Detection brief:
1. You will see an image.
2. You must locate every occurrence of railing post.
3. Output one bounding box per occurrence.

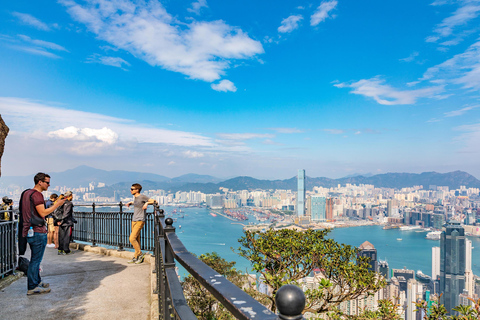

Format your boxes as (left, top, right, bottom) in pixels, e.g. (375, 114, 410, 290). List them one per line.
(92, 202, 97, 247)
(163, 217, 175, 320)
(118, 201, 125, 251)
(275, 285, 306, 320)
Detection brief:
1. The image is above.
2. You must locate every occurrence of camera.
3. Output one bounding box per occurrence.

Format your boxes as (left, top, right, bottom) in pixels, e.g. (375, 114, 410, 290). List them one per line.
(3, 198, 12, 205)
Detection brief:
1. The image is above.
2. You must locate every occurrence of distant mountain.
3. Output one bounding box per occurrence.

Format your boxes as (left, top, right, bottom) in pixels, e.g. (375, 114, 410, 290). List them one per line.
(342, 173, 375, 178)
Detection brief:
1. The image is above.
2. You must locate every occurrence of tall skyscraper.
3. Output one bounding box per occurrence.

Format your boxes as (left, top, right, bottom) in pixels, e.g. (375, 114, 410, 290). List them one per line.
(432, 247, 440, 281)
(440, 221, 466, 314)
(310, 196, 326, 221)
(465, 239, 474, 296)
(387, 200, 393, 217)
(297, 169, 305, 217)
(326, 198, 333, 220)
(358, 241, 378, 272)
(406, 279, 420, 320)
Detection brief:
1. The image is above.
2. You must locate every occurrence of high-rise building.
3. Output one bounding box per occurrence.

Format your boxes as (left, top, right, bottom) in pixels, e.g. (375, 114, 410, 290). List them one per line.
(378, 260, 390, 280)
(465, 239, 474, 296)
(358, 241, 378, 272)
(310, 195, 326, 221)
(326, 198, 333, 220)
(406, 279, 420, 320)
(387, 200, 393, 217)
(297, 169, 305, 217)
(440, 221, 466, 314)
(432, 247, 440, 281)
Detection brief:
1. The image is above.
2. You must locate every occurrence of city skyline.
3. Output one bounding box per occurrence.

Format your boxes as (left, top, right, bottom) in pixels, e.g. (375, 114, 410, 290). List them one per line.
(1, 0, 480, 179)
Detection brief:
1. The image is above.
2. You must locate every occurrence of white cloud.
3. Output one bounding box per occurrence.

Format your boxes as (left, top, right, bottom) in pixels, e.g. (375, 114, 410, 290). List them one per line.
(334, 77, 445, 105)
(60, 0, 264, 83)
(427, 2, 480, 44)
(400, 51, 419, 62)
(183, 150, 204, 158)
(323, 129, 344, 134)
(48, 126, 119, 144)
(454, 122, 480, 153)
(12, 12, 50, 31)
(268, 127, 304, 134)
(310, 0, 338, 26)
(0, 97, 213, 147)
(421, 39, 480, 90)
(86, 54, 130, 69)
(168, 161, 176, 165)
(444, 105, 479, 117)
(17, 35, 68, 52)
(278, 15, 303, 33)
(1, 34, 68, 59)
(217, 133, 275, 140)
(211, 79, 237, 92)
(188, 0, 208, 15)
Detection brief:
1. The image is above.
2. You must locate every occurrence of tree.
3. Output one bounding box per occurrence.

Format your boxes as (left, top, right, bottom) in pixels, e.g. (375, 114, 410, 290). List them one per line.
(182, 252, 269, 320)
(236, 228, 385, 313)
(329, 299, 402, 320)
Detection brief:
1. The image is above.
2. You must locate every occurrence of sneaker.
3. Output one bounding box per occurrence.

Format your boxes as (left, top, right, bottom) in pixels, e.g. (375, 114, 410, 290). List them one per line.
(65, 251, 74, 255)
(127, 258, 138, 264)
(27, 286, 51, 295)
(46, 244, 55, 248)
(38, 281, 49, 288)
(135, 253, 145, 264)
(58, 250, 66, 255)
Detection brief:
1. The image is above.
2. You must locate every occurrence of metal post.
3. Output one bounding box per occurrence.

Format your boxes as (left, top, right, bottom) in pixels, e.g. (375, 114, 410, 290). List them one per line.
(118, 201, 125, 251)
(275, 285, 306, 320)
(92, 202, 97, 247)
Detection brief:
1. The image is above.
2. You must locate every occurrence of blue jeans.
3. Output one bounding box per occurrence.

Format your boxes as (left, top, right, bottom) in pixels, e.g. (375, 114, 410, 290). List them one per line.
(26, 232, 47, 290)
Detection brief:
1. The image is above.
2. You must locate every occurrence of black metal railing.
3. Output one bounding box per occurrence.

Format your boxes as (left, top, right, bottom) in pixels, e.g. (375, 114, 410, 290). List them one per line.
(152, 205, 306, 320)
(73, 203, 155, 251)
(0, 210, 18, 278)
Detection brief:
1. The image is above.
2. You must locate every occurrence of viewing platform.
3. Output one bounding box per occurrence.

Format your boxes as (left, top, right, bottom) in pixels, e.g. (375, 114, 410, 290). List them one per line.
(0, 243, 152, 320)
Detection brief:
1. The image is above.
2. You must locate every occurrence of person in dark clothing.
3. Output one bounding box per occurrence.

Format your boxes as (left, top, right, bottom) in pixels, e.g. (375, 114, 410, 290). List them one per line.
(57, 191, 75, 255)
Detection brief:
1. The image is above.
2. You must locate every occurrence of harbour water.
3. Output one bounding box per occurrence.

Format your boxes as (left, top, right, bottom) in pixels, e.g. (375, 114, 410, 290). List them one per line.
(169, 207, 480, 278)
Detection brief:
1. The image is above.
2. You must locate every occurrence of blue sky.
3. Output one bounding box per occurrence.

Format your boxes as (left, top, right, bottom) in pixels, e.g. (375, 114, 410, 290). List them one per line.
(1, 0, 480, 180)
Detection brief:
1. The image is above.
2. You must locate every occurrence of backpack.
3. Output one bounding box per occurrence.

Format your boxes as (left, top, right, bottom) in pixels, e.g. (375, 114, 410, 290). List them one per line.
(53, 204, 65, 221)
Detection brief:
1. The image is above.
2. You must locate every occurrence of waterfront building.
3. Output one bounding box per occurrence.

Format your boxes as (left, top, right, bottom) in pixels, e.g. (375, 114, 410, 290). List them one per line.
(432, 214, 445, 230)
(358, 241, 378, 272)
(297, 169, 305, 217)
(310, 195, 326, 221)
(206, 194, 223, 209)
(326, 198, 333, 220)
(387, 200, 393, 217)
(440, 221, 466, 314)
(432, 247, 440, 280)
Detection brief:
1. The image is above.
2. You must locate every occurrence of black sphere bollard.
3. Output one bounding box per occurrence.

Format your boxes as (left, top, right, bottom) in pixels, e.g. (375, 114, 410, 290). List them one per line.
(275, 284, 305, 320)
(165, 217, 173, 227)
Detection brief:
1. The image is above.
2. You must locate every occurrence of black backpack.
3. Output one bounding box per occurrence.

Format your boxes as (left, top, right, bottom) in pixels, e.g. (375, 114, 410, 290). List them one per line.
(53, 204, 65, 221)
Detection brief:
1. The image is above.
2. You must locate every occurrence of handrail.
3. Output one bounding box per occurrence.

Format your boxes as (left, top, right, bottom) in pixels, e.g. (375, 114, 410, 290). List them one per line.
(152, 204, 305, 320)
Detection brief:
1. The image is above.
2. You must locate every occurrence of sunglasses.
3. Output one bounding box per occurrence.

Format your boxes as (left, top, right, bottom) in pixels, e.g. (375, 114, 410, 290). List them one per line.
(43, 181, 50, 185)
(130, 188, 137, 191)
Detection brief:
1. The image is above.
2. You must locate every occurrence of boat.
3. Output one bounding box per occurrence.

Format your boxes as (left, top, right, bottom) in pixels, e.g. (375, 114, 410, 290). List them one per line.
(396, 238, 402, 241)
(400, 226, 421, 231)
(210, 212, 217, 217)
(416, 270, 432, 283)
(426, 231, 441, 240)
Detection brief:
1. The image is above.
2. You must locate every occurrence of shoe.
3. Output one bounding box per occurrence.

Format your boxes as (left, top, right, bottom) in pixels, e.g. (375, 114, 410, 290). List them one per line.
(58, 250, 66, 255)
(38, 281, 49, 288)
(135, 253, 145, 264)
(65, 251, 74, 255)
(127, 258, 138, 264)
(46, 244, 55, 248)
(27, 286, 51, 295)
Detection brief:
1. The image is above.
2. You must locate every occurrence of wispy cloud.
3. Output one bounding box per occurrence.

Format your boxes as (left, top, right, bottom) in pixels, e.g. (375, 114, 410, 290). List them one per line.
(323, 129, 344, 134)
(278, 15, 303, 33)
(1, 34, 68, 59)
(216, 133, 275, 140)
(268, 127, 304, 134)
(211, 79, 237, 92)
(427, 1, 480, 46)
(444, 105, 479, 117)
(453, 122, 480, 153)
(310, 0, 338, 26)
(12, 12, 51, 31)
(421, 39, 480, 90)
(86, 54, 130, 70)
(188, 0, 208, 15)
(334, 76, 445, 105)
(183, 150, 204, 158)
(60, 0, 264, 88)
(400, 51, 419, 62)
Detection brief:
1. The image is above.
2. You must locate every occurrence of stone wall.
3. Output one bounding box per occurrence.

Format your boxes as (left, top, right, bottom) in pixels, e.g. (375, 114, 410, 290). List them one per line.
(0, 115, 9, 177)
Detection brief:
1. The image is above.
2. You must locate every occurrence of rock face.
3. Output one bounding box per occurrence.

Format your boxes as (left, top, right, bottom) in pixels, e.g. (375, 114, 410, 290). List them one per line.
(0, 115, 9, 177)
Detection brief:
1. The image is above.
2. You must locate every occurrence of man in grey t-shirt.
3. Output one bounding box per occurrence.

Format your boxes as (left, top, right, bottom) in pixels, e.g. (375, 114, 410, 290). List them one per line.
(126, 183, 155, 264)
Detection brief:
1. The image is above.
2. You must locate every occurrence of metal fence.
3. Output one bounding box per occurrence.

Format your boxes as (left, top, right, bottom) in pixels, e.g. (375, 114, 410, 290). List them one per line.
(0, 211, 17, 278)
(152, 205, 305, 320)
(73, 203, 155, 251)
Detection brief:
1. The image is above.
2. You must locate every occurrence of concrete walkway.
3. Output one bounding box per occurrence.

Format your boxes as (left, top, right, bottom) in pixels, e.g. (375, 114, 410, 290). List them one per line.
(0, 244, 152, 320)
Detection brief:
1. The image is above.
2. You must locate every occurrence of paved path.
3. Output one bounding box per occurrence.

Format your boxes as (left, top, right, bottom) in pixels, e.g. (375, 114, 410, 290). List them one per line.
(0, 245, 151, 320)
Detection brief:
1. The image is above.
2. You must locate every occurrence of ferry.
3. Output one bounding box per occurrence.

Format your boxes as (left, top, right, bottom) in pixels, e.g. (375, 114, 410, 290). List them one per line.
(416, 270, 432, 283)
(426, 231, 441, 240)
(399, 226, 422, 231)
(210, 212, 217, 217)
(396, 238, 402, 241)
